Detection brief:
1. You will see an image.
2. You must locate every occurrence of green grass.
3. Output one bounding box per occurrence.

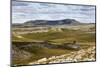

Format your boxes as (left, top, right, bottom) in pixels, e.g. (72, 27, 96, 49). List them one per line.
(14, 29, 95, 43)
(12, 26, 96, 65)
(12, 44, 71, 65)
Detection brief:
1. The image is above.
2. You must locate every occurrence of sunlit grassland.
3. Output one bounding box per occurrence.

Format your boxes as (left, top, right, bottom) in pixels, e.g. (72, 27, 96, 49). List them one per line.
(13, 28, 95, 44)
(12, 25, 96, 65)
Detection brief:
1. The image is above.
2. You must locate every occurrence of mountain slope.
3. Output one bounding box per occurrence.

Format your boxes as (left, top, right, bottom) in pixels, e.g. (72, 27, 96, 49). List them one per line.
(24, 19, 80, 25)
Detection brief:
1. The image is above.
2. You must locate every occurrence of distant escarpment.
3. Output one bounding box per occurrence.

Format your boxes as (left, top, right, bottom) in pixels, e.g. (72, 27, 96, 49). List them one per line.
(24, 19, 80, 25)
(12, 19, 82, 27)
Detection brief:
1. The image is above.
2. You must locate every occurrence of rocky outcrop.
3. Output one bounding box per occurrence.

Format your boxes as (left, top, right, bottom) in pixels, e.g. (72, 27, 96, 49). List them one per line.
(29, 46, 95, 64)
(12, 45, 32, 64)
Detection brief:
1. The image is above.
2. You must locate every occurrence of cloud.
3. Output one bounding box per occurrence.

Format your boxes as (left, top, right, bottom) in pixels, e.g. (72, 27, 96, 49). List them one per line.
(12, 1, 96, 23)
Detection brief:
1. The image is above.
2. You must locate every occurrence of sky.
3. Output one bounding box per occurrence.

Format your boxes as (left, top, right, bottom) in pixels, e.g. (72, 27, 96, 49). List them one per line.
(12, 1, 96, 23)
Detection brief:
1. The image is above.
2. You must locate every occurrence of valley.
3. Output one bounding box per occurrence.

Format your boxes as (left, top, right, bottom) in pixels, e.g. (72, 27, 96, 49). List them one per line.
(12, 23, 96, 65)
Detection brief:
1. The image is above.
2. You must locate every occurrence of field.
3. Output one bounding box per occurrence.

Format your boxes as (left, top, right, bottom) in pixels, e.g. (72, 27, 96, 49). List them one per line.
(12, 24, 96, 65)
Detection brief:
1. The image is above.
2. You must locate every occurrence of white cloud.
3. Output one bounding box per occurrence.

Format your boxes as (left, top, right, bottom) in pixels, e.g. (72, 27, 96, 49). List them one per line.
(12, 1, 96, 23)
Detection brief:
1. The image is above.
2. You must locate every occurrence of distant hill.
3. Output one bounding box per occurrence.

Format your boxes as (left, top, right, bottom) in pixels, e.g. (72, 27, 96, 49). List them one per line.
(23, 19, 81, 26)
(12, 19, 94, 27)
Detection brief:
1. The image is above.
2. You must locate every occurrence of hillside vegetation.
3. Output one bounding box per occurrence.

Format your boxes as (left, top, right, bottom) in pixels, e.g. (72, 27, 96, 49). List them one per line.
(12, 24, 96, 65)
